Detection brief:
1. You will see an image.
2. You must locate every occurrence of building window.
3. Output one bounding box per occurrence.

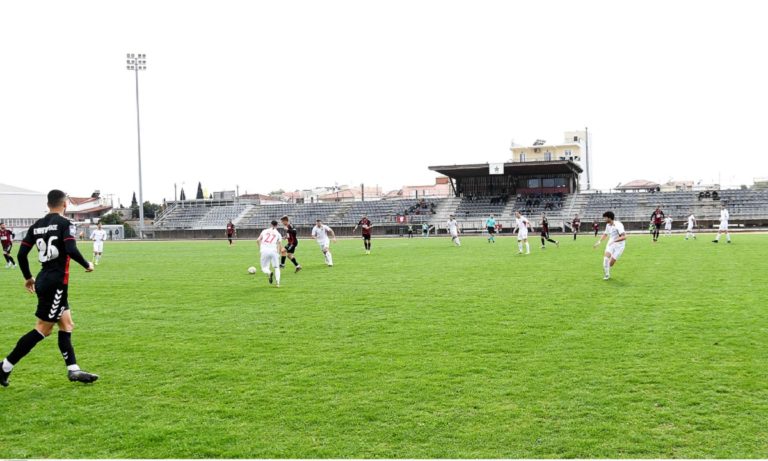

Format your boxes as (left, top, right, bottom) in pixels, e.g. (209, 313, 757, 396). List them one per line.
(528, 178, 541, 188)
(573, 136, 579, 142)
(544, 152, 552, 161)
(519, 153, 526, 162)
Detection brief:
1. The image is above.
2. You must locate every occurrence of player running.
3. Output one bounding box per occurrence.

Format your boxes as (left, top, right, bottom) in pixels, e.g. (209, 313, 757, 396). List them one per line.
(513, 211, 532, 255)
(663, 216, 673, 236)
(311, 219, 337, 266)
(256, 220, 282, 287)
(226, 220, 236, 246)
(90, 223, 107, 265)
(593, 211, 627, 281)
(1, 223, 16, 269)
(571, 214, 581, 240)
(279, 216, 302, 272)
(447, 215, 461, 246)
(592, 220, 600, 237)
(539, 213, 559, 249)
(353, 214, 373, 254)
(1, 190, 98, 388)
(485, 214, 497, 243)
(712, 203, 731, 243)
(685, 213, 697, 240)
(650, 206, 665, 242)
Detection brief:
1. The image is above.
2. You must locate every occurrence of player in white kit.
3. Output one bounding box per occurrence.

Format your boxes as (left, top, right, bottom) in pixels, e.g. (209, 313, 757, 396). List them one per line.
(593, 211, 626, 280)
(513, 211, 531, 255)
(446, 216, 461, 246)
(90, 223, 107, 265)
(663, 216, 673, 235)
(685, 214, 697, 240)
(712, 203, 731, 243)
(256, 220, 283, 287)
(311, 219, 337, 266)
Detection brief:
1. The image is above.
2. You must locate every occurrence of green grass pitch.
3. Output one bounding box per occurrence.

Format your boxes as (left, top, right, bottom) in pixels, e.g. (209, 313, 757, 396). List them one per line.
(1, 233, 767, 458)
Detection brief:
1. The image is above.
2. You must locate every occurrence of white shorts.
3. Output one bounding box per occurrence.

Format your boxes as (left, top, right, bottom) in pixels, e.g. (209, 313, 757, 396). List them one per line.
(260, 251, 279, 273)
(719, 221, 729, 231)
(687, 224, 694, 231)
(606, 242, 625, 260)
(450, 230, 459, 238)
(664, 225, 672, 231)
(517, 228, 528, 240)
(93, 241, 104, 253)
(316, 239, 330, 251)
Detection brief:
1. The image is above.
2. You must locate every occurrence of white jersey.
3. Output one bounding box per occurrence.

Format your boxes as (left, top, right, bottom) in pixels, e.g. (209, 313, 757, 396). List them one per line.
(258, 228, 282, 253)
(447, 219, 459, 235)
(311, 224, 333, 244)
(720, 208, 729, 223)
(91, 229, 107, 242)
(663, 217, 673, 229)
(515, 216, 530, 230)
(687, 215, 696, 229)
(604, 220, 626, 246)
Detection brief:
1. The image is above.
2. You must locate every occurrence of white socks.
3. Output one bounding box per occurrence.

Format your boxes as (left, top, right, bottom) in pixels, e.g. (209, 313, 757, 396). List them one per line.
(325, 252, 333, 265)
(67, 364, 80, 372)
(518, 242, 523, 253)
(275, 267, 281, 285)
(603, 257, 611, 277)
(525, 242, 530, 254)
(2, 358, 13, 372)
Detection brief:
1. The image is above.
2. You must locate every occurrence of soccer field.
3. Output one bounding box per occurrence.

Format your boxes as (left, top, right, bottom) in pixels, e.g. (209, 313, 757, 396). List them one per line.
(1, 234, 767, 458)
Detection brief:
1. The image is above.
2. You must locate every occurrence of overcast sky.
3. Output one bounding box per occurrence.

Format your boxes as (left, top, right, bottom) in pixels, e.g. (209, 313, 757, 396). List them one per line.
(1, 0, 766, 205)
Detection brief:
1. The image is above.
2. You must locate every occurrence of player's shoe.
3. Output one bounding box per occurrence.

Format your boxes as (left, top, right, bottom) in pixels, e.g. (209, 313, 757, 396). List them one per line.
(68, 369, 99, 383)
(295, 265, 302, 273)
(0, 367, 11, 387)
(603, 274, 610, 281)
(279, 264, 286, 269)
(268, 272, 274, 284)
(727, 240, 731, 244)
(712, 240, 718, 243)
(327, 264, 333, 267)
(555, 241, 560, 247)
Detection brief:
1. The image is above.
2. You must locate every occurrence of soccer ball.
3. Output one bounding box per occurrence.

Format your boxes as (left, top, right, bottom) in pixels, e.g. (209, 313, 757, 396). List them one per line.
(247, 266, 257, 274)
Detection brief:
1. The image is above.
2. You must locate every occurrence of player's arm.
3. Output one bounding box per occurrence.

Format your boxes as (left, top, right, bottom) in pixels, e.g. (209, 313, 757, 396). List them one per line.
(17, 229, 36, 291)
(613, 232, 627, 243)
(592, 232, 607, 248)
(327, 227, 337, 242)
(64, 233, 93, 272)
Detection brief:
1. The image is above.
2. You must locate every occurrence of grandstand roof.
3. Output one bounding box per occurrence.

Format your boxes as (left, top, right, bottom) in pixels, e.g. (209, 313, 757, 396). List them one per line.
(617, 179, 661, 190)
(0, 183, 43, 195)
(428, 160, 583, 178)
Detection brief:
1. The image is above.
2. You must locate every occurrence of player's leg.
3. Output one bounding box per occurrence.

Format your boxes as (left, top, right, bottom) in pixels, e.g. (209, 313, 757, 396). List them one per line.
(524, 237, 530, 254)
(272, 253, 281, 286)
(57, 309, 99, 382)
(541, 235, 546, 248)
(517, 237, 523, 254)
(260, 252, 273, 283)
(602, 250, 612, 279)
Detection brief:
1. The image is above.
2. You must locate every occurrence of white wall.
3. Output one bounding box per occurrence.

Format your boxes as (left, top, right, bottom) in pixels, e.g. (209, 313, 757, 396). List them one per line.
(0, 191, 47, 219)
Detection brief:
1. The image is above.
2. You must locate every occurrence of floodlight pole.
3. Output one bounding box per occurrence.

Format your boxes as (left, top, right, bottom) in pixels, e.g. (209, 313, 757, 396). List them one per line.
(126, 53, 147, 238)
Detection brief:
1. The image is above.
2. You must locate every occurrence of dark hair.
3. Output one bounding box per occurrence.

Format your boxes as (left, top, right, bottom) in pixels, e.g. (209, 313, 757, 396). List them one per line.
(602, 211, 615, 220)
(281, 215, 289, 221)
(47, 189, 67, 207)
(271, 220, 278, 226)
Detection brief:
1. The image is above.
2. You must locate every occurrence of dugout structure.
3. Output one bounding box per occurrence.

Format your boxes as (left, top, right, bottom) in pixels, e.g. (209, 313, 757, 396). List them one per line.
(429, 160, 583, 198)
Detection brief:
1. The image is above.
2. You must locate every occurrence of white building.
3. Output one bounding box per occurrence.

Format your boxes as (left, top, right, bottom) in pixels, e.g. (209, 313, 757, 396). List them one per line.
(0, 183, 47, 228)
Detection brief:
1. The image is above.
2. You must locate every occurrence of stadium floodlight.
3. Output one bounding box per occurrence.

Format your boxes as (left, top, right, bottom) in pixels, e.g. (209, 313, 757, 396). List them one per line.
(126, 53, 147, 238)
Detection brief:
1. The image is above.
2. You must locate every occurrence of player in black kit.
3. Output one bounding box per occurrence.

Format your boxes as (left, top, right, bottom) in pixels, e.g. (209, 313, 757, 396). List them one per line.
(280, 216, 302, 273)
(1, 190, 98, 387)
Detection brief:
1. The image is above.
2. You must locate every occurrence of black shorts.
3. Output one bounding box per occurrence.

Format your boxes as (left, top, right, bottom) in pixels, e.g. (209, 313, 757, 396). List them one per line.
(285, 243, 298, 254)
(35, 276, 69, 323)
(362, 234, 371, 241)
(654, 223, 662, 229)
(487, 227, 495, 234)
(541, 231, 549, 238)
(2, 244, 11, 255)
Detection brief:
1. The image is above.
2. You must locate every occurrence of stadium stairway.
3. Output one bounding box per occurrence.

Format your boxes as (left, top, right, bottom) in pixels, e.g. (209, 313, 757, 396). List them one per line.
(432, 196, 462, 225)
(327, 202, 353, 223)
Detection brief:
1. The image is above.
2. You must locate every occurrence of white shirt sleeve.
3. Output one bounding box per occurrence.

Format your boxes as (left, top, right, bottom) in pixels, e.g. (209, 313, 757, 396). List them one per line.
(615, 222, 625, 235)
